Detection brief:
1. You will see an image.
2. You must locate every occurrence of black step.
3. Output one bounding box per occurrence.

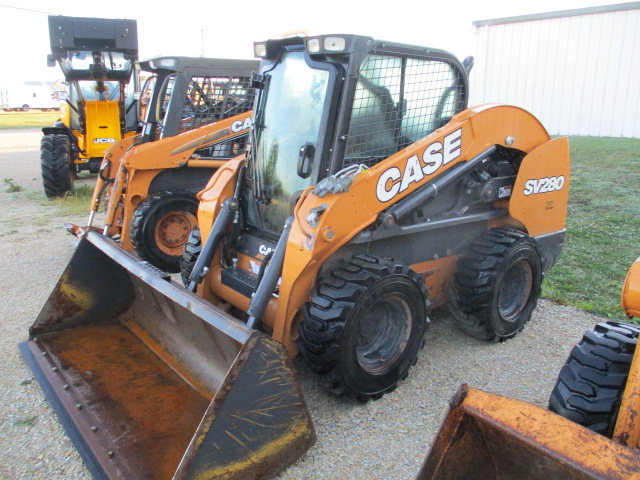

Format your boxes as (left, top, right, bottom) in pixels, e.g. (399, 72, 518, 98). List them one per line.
(221, 267, 258, 298)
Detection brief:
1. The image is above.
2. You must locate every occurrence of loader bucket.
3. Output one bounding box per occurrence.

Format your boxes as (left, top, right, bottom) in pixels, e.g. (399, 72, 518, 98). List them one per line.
(417, 385, 640, 480)
(18, 231, 315, 480)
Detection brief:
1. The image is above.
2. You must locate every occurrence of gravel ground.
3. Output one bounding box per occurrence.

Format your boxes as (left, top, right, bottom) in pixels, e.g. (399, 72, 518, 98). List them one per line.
(0, 129, 606, 479)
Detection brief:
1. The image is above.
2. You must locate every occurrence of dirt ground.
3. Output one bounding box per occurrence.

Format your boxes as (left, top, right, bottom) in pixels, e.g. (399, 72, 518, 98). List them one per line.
(0, 129, 94, 479)
(0, 128, 608, 479)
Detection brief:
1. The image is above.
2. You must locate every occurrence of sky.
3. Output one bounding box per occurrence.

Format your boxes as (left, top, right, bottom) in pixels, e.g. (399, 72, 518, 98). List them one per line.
(0, 0, 626, 86)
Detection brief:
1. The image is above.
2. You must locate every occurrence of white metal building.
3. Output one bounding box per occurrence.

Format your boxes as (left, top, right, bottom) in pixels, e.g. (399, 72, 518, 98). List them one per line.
(471, 2, 640, 138)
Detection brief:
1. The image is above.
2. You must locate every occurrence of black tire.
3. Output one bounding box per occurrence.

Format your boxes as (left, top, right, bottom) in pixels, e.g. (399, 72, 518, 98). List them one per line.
(450, 228, 543, 342)
(180, 227, 202, 287)
(21, 104, 29, 112)
(41, 134, 74, 198)
(130, 191, 199, 272)
(298, 254, 430, 401)
(548, 321, 639, 437)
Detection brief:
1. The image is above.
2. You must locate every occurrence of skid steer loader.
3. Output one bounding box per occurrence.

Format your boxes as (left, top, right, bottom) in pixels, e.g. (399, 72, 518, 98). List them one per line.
(184, 33, 569, 395)
(416, 258, 640, 479)
(41, 15, 139, 198)
(81, 57, 258, 271)
(19, 34, 569, 478)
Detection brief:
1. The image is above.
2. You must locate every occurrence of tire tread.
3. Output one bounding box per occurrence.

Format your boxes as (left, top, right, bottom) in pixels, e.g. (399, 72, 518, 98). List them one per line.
(548, 321, 639, 436)
(41, 134, 73, 198)
(130, 190, 198, 272)
(298, 255, 429, 400)
(449, 228, 542, 342)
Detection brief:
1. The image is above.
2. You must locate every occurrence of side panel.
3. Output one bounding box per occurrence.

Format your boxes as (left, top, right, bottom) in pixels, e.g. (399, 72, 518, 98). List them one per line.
(509, 137, 571, 236)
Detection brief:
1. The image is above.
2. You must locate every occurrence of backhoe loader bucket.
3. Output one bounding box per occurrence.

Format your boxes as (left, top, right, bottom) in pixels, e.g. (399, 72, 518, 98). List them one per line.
(417, 385, 640, 480)
(19, 231, 315, 479)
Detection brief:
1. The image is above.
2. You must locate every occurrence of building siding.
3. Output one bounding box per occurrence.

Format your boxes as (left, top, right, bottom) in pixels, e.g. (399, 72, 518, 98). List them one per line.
(471, 4, 640, 137)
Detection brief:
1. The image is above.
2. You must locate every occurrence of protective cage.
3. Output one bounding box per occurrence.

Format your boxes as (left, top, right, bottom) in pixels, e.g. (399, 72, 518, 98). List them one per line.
(342, 52, 466, 169)
(179, 75, 255, 133)
(19, 232, 315, 480)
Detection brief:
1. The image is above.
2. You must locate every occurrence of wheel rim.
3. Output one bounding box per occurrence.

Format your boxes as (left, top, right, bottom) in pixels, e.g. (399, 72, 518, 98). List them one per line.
(154, 211, 198, 255)
(355, 294, 412, 375)
(498, 259, 533, 322)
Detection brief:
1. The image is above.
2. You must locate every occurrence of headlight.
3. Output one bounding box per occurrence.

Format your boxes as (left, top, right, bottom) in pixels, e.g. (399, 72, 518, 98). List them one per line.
(307, 38, 321, 53)
(254, 42, 267, 58)
(149, 58, 177, 69)
(306, 36, 347, 54)
(324, 37, 346, 52)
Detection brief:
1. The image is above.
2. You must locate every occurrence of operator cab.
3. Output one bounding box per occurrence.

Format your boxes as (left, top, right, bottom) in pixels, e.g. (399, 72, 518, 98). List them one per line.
(220, 34, 469, 298)
(245, 34, 468, 234)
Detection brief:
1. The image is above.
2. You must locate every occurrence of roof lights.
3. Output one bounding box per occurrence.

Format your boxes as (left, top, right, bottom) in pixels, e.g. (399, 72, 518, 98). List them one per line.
(306, 38, 321, 53)
(306, 36, 347, 54)
(323, 37, 346, 52)
(254, 42, 267, 58)
(149, 58, 177, 69)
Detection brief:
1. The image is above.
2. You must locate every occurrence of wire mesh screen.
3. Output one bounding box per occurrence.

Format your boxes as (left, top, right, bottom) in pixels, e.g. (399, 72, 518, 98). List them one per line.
(344, 54, 465, 168)
(179, 75, 255, 132)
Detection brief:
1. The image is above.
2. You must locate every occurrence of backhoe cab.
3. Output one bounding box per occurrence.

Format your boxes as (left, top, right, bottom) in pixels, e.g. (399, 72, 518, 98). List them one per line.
(42, 15, 139, 197)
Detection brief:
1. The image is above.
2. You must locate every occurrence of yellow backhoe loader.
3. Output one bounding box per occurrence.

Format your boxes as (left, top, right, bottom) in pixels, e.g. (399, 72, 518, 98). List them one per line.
(41, 15, 139, 198)
(417, 257, 640, 479)
(80, 56, 258, 271)
(20, 34, 570, 478)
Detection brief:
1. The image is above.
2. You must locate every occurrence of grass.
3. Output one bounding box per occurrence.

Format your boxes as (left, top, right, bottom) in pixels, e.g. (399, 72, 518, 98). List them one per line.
(13, 416, 37, 427)
(542, 137, 640, 321)
(4, 178, 23, 192)
(40, 184, 94, 216)
(33, 216, 51, 226)
(0, 111, 60, 129)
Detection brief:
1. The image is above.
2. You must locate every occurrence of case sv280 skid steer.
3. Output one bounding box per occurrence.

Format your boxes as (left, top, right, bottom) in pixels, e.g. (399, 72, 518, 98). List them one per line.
(80, 57, 258, 271)
(20, 34, 570, 479)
